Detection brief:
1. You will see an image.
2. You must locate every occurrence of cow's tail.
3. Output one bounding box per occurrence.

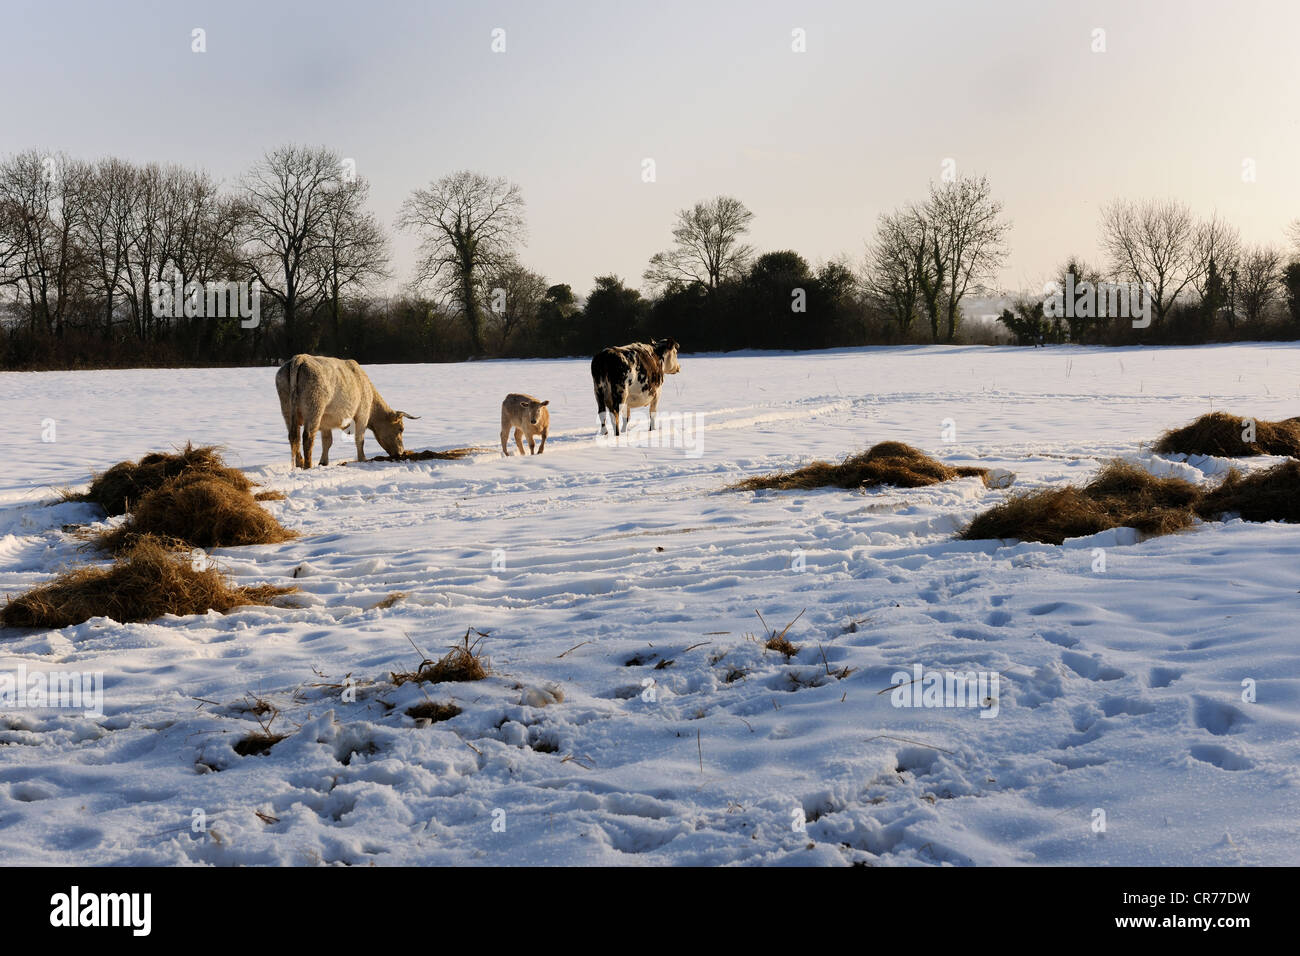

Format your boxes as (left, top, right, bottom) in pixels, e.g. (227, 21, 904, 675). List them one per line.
(598, 379, 619, 436)
(288, 356, 303, 429)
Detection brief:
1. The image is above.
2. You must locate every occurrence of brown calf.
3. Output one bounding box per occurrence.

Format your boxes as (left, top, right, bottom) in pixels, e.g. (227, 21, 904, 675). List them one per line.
(501, 393, 550, 455)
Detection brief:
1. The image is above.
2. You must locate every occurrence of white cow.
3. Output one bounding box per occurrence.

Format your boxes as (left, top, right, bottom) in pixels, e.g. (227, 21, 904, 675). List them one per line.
(275, 354, 419, 468)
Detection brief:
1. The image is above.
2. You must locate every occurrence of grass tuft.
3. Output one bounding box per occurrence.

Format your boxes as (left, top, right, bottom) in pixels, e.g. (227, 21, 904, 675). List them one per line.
(391, 629, 492, 685)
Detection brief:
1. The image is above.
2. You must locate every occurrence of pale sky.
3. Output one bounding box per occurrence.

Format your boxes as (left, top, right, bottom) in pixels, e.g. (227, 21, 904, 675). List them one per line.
(5, 0, 1298, 297)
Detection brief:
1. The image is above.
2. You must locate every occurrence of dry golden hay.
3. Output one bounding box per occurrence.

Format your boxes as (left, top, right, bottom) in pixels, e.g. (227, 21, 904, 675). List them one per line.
(64, 443, 254, 516)
(1199, 460, 1300, 524)
(0, 535, 295, 629)
(961, 461, 1203, 545)
(1153, 412, 1300, 458)
(99, 471, 297, 553)
(730, 441, 991, 492)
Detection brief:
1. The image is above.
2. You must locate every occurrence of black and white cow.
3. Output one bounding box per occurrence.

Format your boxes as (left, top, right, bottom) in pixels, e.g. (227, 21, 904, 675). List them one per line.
(590, 338, 681, 436)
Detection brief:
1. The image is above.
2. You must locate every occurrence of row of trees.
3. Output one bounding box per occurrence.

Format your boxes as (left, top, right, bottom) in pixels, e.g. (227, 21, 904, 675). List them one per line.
(995, 202, 1300, 346)
(4, 144, 1300, 369)
(0, 146, 389, 363)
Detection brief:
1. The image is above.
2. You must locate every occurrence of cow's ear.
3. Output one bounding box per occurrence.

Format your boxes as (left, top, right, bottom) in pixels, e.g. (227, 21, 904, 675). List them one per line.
(540, 400, 549, 406)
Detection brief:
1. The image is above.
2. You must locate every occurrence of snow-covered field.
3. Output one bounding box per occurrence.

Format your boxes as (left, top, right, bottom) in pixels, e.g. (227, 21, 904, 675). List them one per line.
(2, 343, 1298, 866)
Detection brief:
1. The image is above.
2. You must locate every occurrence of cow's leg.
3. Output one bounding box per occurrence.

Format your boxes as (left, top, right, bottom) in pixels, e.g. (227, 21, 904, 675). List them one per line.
(288, 420, 304, 468)
(528, 432, 537, 455)
(501, 426, 511, 456)
(611, 386, 625, 437)
(538, 428, 547, 454)
(302, 424, 317, 470)
(594, 382, 608, 435)
(515, 428, 526, 455)
(354, 420, 367, 462)
(648, 393, 659, 431)
(319, 428, 333, 466)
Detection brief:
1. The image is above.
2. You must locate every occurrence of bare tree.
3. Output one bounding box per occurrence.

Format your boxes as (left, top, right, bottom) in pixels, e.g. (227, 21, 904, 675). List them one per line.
(75, 158, 138, 337)
(238, 145, 342, 352)
(0, 180, 25, 290)
(1192, 214, 1240, 293)
(1100, 198, 1205, 326)
(0, 150, 88, 337)
(1236, 243, 1283, 327)
(926, 175, 1009, 342)
(116, 162, 165, 337)
(397, 170, 525, 355)
(311, 175, 390, 354)
(863, 207, 928, 335)
(481, 258, 548, 352)
(644, 195, 754, 292)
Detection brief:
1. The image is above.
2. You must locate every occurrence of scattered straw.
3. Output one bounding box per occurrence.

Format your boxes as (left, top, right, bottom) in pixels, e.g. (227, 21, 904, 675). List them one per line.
(353, 447, 489, 464)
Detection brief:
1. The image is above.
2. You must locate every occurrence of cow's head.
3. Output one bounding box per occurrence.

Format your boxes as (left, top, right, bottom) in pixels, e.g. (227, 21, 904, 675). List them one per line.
(518, 397, 550, 427)
(371, 409, 420, 458)
(654, 338, 681, 374)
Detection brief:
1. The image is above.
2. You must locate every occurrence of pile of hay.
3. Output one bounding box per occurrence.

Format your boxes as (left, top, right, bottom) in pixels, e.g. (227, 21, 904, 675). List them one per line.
(963, 458, 1300, 545)
(0, 536, 294, 628)
(66, 444, 254, 516)
(962, 461, 1202, 545)
(1199, 460, 1300, 524)
(1154, 412, 1300, 458)
(731, 442, 991, 492)
(100, 471, 296, 553)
